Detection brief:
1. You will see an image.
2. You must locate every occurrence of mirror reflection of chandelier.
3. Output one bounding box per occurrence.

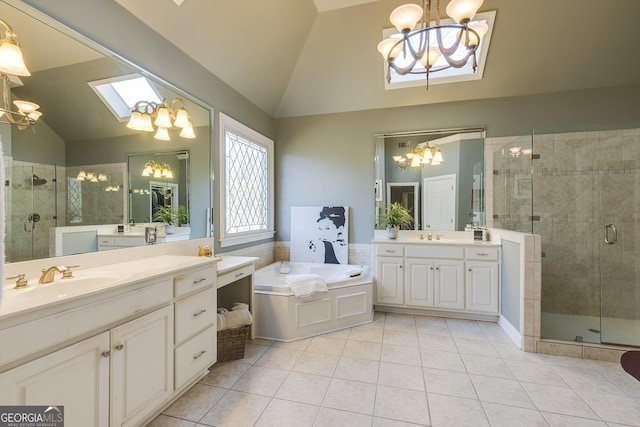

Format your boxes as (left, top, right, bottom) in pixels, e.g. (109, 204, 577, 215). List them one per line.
(127, 97, 196, 141)
(0, 19, 43, 130)
(141, 160, 173, 179)
(393, 140, 443, 169)
(76, 171, 108, 182)
(377, 0, 487, 83)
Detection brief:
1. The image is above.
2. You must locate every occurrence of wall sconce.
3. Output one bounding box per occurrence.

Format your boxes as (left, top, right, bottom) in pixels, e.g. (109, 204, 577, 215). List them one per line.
(127, 97, 195, 141)
(0, 19, 42, 130)
(141, 160, 173, 179)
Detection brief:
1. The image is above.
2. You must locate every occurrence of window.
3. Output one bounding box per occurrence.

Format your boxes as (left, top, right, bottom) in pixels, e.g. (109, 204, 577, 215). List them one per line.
(219, 113, 274, 247)
(88, 74, 162, 121)
(382, 10, 495, 90)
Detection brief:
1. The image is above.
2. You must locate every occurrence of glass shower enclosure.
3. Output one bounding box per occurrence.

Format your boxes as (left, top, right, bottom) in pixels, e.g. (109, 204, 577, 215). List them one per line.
(494, 127, 640, 348)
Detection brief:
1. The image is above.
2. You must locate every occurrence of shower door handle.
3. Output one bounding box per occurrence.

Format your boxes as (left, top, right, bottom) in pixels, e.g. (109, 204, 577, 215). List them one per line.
(604, 223, 617, 244)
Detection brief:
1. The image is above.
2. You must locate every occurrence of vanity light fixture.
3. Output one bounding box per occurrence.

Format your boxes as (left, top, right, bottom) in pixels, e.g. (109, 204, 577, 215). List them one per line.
(76, 171, 108, 182)
(393, 140, 444, 169)
(127, 97, 196, 141)
(377, 0, 488, 84)
(0, 19, 42, 130)
(141, 160, 174, 179)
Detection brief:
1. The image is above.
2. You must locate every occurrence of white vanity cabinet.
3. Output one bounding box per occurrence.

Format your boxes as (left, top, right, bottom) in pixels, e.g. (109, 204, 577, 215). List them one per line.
(374, 241, 501, 318)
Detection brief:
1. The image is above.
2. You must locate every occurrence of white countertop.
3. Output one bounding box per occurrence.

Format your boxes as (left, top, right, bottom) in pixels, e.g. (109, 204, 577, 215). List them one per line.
(216, 256, 259, 275)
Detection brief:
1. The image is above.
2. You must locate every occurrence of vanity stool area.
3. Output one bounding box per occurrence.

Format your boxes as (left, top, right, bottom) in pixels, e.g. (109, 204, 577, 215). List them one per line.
(374, 233, 502, 320)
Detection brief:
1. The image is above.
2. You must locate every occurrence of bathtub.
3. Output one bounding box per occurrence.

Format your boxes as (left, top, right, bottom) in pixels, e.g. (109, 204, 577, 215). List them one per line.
(253, 262, 373, 341)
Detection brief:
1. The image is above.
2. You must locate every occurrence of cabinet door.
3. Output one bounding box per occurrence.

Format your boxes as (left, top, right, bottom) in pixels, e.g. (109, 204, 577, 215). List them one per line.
(110, 306, 174, 427)
(466, 261, 499, 314)
(405, 258, 434, 307)
(375, 256, 404, 304)
(0, 332, 110, 427)
(434, 259, 464, 309)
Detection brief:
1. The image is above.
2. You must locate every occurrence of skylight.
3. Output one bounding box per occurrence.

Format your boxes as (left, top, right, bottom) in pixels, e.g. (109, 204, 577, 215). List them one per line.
(382, 10, 496, 90)
(88, 74, 162, 121)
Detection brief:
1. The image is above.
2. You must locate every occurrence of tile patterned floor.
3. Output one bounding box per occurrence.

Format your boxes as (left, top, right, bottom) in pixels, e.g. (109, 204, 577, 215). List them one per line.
(147, 312, 640, 427)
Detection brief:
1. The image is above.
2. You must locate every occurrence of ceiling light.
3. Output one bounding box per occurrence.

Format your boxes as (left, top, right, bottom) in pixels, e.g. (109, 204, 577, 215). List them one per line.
(0, 18, 42, 130)
(378, 0, 486, 85)
(127, 97, 196, 141)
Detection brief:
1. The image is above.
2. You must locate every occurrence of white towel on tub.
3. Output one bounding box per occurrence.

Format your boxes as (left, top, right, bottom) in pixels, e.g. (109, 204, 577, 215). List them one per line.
(285, 274, 328, 298)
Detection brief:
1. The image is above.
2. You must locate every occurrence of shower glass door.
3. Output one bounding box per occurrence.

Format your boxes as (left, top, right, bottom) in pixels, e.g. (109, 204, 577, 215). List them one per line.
(5, 164, 58, 262)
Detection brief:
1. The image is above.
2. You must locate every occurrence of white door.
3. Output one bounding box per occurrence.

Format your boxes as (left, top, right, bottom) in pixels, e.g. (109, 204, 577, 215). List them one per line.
(110, 306, 174, 427)
(423, 174, 456, 231)
(0, 332, 110, 427)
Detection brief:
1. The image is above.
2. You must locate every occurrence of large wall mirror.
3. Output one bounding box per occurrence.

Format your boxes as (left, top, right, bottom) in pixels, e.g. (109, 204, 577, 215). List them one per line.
(374, 128, 485, 231)
(1, 0, 213, 262)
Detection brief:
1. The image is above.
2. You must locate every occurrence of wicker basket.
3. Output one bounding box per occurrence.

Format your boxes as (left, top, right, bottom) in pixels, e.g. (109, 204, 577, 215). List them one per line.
(217, 325, 249, 362)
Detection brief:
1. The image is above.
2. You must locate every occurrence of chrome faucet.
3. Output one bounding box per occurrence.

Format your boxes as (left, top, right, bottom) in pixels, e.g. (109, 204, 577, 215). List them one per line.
(38, 265, 68, 284)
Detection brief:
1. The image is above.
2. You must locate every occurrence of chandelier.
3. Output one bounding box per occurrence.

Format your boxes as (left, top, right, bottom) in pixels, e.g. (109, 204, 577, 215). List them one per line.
(393, 140, 443, 169)
(141, 160, 174, 179)
(377, 0, 488, 83)
(127, 97, 195, 141)
(0, 19, 42, 130)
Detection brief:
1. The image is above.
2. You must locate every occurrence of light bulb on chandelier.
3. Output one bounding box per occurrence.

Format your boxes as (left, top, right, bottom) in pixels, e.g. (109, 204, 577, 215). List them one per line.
(127, 97, 196, 141)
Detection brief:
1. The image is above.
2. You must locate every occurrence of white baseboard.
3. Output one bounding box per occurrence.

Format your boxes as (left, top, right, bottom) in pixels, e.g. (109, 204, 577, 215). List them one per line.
(498, 315, 522, 348)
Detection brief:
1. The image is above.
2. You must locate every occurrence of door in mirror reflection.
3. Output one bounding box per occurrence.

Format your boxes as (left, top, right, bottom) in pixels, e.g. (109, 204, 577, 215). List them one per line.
(386, 182, 419, 230)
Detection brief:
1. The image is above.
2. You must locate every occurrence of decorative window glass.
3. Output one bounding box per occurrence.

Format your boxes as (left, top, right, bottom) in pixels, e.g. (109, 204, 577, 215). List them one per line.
(219, 113, 274, 247)
(67, 177, 83, 223)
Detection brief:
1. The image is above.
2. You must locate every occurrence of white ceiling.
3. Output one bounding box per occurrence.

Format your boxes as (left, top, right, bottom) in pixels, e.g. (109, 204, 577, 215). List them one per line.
(113, 0, 640, 119)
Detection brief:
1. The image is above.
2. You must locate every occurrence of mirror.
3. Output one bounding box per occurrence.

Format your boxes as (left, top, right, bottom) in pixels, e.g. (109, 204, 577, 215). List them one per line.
(375, 128, 485, 231)
(1, 1, 212, 262)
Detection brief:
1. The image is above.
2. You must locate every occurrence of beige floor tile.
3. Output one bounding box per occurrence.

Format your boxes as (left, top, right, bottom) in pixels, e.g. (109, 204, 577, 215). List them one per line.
(373, 417, 429, 426)
(321, 328, 352, 339)
(275, 371, 330, 405)
(445, 318, 485, 340)
(348, 325, 384, 343)
(199, 360, 251, 388)
(417, 333, 457, 352)
(146, 415, 196, 427)
(271, 337, 312, 351)
(383, 313, 417, 332)
(374, 385, 430, 425)
(382, 329, 419, 347)
(254, 346, 303, 370)
(231, 365, 289, 396)
(592, 361, 640, 398)
(461, 354, 515, 379)
(541, 412, 608, 427)
(504, 359, 566, 387)
(254, 398, 319, 427)
(576, 389, 640, 426)
(423, 368, 477, 399)
(493, 342, 545, 363)
(242, 343, 270, 364)
(552, 364, 627, 396)
(427, 393, 490, 427)
(314, 407, 372, 427)
(334, 356, 379, 384)
(453, 337, 500, 358)
(415, 316, 450, 337)
(292, 351, 340, 377)
(198, 390, 270, 427)
(306, 336, 347, 356)
(162, 384, 226, 422)
(520, 382, 600, 419)
(322, 378, 377, 415)
(342, 339, 382, 361)
(420, 348, 466, 372)
(482, 402, 548, 427)
(381, 344, 421, 366)
(378, 362, 425, 391)
(471, 375, 536, 408)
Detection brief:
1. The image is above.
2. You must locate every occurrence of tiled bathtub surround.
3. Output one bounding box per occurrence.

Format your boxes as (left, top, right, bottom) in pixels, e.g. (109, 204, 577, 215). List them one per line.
(148, 312, 640, 427)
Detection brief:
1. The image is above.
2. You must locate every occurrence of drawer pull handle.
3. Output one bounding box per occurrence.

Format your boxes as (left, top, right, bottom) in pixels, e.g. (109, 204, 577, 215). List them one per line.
(193, 309, 207, 317)
(114, 344, 124, 351)
(101, 351, 111, 358)
(193, 277, 207, 284)
(477, 253, 489, 256)
(384, 249, 396, 253)
(193, 350, 207, 360)
(234, 272, 244, 278)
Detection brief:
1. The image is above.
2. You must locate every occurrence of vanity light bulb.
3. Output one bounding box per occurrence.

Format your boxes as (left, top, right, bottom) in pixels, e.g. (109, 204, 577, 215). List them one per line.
(0, 40, 31, 76)
(179, 123, 196, 139)
(153, 168, 162, 178)
(13, 100, 39, 115)
(154, 106, 173, 128)
(154, 126, 170, 141)
(173, 108, 190, 128)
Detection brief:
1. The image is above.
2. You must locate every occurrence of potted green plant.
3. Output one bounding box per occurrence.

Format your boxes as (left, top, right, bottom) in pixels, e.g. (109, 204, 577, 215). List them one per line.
(378, 202, 414, 239)
(177, 205, 190, 227)
(153, 206, 178, 234)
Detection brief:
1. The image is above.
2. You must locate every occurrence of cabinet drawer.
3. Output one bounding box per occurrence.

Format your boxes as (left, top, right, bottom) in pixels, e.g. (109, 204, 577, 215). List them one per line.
(466, 247, 500, 261)
(174, 267, 216, 298)
(98, 236, 115, 246)
(218, 264, 254, 288)
(405, 245, 464, 259)
(175, 288, 216, 344)
(376, 245, 404, 257)
(174, 326, 216, 389)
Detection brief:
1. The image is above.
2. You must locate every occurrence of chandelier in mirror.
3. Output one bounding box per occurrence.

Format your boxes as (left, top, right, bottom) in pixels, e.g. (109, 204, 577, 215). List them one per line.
(393, 140, 443, 169)
(0, 19, 42, 130)
(377, 0, 488, 84)
(141, 160, 174, 179)
(127, 97, 195, 141)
